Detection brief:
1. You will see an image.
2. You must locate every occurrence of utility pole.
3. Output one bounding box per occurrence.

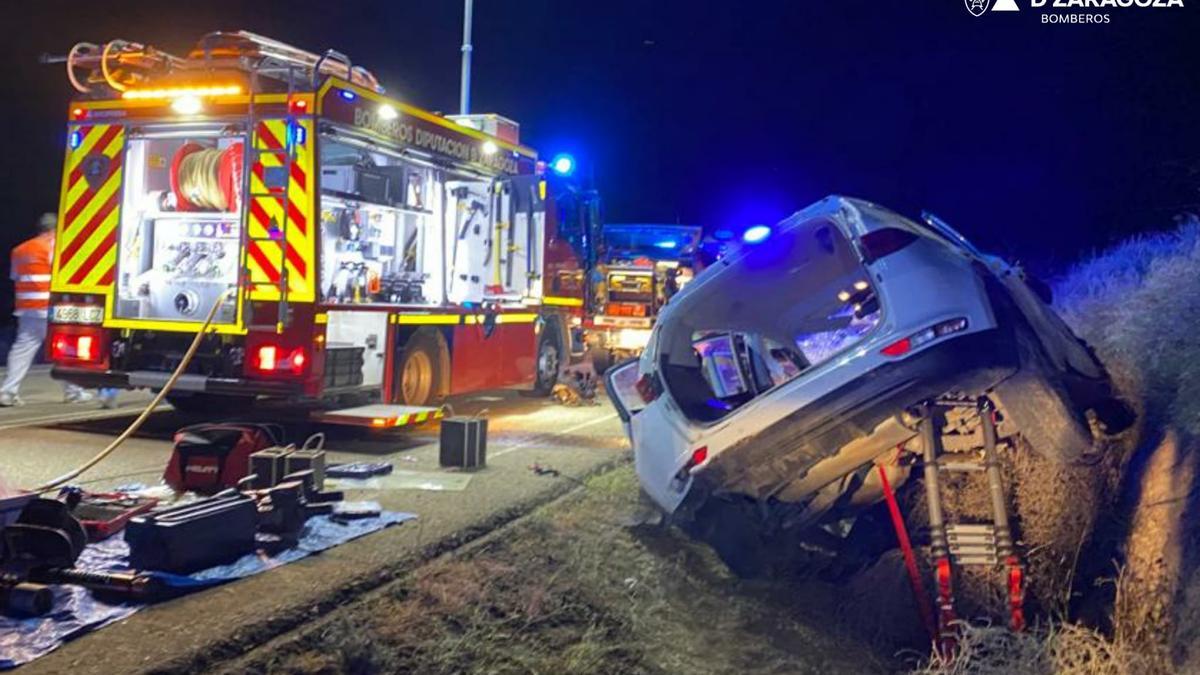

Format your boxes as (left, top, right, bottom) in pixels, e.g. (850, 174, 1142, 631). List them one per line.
(459, 0, 473, 115)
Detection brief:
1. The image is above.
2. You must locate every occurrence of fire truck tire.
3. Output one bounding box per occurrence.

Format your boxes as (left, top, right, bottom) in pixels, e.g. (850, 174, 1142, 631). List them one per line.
(165, 393, 255, 414)
(533, 328, 562, 396)
(397, 330, 447, 407)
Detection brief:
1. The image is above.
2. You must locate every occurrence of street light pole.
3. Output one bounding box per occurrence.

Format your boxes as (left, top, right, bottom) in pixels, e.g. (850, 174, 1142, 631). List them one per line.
(459, 0, 473, 115)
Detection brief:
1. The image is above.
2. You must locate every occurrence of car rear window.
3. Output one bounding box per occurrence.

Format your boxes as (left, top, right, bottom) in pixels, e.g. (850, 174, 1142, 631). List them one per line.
(655, 218, 881, 422)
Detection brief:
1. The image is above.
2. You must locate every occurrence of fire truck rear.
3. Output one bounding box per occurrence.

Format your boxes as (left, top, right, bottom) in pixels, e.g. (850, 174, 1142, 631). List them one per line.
(46, 32, 586, 412)
(585, 224, 702, 371)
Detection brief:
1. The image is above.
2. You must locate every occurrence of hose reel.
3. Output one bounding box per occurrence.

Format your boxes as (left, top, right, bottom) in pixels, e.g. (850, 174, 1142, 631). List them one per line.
(169, 142, 244, 212)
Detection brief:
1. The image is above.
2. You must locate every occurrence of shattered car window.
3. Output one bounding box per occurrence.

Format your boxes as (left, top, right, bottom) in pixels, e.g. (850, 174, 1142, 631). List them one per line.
(659, 218, 881, 422)
(794, 290, 881, 365)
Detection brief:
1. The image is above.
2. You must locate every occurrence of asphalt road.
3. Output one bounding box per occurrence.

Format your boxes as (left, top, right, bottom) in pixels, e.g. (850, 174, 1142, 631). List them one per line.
(1, 368, 626, 674)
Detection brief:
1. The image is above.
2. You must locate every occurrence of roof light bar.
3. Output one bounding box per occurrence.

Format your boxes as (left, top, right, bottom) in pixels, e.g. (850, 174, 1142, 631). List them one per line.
(121, 84, 243, 100)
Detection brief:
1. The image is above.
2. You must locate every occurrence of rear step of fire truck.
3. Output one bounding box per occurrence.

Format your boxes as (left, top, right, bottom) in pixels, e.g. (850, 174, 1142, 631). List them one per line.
(881, 397, 1026, 656)
(311, 404, 445, 429)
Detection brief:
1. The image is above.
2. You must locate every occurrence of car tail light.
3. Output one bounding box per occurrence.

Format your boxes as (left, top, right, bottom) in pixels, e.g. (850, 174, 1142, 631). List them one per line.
(880, 318, 969, 358)
(635, 372, 662, 403)
(251, 344, 307, 375)
(675, 446, 710, 482)
(860, 227, 919, 263)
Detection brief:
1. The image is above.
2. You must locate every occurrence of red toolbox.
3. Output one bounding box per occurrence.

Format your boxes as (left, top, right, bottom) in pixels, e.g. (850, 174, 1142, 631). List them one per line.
(72, 492, 159, 542)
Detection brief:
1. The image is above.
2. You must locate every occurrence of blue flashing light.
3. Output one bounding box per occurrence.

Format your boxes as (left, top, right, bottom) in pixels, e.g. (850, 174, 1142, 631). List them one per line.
(288, 122, 307, 146)
(655, 240, 678, 249)
(550, 153, 575, 177)
(713, 228, 735, 241)
(742, 225, 772, 244)
(69, 130, 82, 149)
(339, 89, 357, 101)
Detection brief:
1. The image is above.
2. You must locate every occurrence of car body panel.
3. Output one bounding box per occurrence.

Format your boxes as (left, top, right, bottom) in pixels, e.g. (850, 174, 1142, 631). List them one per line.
(617, 196, 1069, 516)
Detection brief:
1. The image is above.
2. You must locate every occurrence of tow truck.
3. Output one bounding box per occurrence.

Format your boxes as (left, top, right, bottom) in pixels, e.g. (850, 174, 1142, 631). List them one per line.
(44, 31, 591, 418)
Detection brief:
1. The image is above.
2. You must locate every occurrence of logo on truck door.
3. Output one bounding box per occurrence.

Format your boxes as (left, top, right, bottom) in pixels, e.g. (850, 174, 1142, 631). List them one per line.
(81, 154, 112, 190)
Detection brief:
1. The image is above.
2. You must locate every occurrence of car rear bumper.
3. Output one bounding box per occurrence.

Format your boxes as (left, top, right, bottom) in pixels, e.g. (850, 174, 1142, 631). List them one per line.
(51, 367, 301, 397)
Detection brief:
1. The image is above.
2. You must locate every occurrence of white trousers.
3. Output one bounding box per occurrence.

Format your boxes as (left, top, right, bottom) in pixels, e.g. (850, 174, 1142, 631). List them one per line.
(1, 314, 83, 397)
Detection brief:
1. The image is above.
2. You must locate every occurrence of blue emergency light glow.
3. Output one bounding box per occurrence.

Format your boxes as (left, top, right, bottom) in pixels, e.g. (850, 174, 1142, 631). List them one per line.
(288, 122, 307, 146)
(69, 131, 82, 149)
(743, 225, 772, 244)
(339, 89, 357, 101)
(655, 240, 678, 249)
(550, 153, 575, 177)
(713, 228, 735, 241)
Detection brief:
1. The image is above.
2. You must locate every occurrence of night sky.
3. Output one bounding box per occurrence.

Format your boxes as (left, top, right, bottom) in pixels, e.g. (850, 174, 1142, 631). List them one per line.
(3, 0, 1199, 317)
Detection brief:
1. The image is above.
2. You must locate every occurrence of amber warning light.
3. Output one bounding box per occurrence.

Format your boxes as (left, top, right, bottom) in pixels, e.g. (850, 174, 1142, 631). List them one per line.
(120, 84, 243, 100)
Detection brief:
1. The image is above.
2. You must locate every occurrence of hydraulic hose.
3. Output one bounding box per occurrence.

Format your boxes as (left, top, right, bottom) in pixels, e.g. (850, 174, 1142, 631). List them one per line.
(32, 289, 233, 493)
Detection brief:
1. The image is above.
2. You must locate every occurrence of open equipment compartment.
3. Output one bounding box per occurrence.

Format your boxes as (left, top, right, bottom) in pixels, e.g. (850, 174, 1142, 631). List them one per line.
(114, 126, 244, 325)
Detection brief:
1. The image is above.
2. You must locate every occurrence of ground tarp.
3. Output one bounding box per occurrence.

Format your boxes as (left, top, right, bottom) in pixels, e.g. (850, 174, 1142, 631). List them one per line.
(0, 509, 414, 669)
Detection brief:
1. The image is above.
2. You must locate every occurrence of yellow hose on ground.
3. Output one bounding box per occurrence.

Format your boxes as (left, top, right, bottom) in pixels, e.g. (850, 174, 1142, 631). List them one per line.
(32, 289, 233, 493)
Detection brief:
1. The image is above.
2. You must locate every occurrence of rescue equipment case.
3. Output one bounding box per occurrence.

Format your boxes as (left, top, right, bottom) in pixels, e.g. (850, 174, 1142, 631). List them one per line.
(164, 423, 281, 494)
(439, 417, 487, 469)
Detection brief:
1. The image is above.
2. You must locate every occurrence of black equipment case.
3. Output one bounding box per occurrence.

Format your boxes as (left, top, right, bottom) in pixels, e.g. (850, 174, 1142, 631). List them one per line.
(439, 417, 487, 469)
(125, 492, 257, 573)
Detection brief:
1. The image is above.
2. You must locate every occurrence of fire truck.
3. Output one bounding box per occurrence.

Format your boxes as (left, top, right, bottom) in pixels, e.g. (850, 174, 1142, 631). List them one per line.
(583, 223, 702, 371)
(45, 32, 590, 418)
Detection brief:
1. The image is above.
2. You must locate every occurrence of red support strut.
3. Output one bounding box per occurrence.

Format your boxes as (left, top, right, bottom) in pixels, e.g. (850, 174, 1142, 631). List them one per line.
(875, 461, 939, 648)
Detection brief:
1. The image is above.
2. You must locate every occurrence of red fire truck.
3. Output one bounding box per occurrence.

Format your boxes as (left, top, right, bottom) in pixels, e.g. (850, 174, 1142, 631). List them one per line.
(46, 32, 590, 418)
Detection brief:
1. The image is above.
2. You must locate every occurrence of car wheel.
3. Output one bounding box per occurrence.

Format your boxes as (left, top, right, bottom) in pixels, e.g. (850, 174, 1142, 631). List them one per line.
(683, 497, 774, 578)
(993, 328, 1096, 464)
(165, 392, 255, 414)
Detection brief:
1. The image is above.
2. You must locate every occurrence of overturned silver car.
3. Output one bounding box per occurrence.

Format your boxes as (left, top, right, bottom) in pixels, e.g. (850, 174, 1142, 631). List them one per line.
(607, 196, 1127, 591)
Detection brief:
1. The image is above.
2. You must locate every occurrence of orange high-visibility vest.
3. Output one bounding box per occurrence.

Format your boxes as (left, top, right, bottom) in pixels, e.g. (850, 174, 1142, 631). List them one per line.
(12, 233, 54, 317)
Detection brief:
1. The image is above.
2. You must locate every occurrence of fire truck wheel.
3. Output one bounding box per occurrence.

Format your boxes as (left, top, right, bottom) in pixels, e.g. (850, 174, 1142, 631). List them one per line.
(397, 331, 445, 407)
(533, 329, 562, 396)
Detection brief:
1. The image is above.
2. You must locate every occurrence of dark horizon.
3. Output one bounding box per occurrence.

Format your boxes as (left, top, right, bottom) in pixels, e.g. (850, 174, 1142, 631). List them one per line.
(4, 0, 1199, 291)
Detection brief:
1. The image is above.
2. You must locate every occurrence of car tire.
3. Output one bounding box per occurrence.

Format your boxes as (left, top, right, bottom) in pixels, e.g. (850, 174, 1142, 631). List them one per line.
(993, 328, 1096, 464)
(396, 330, 446, 407)
(166, 392, 255, 414)
(682, 497, 775, 578)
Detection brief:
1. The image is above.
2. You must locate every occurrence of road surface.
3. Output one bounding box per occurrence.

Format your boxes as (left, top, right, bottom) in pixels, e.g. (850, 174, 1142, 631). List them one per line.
(1, 368, 626, 674)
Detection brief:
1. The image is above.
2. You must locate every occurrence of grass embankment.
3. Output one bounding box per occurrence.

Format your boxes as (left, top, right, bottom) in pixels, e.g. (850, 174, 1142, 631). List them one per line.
(923, 217, 1200, 674)
(256, 467, 877, 675)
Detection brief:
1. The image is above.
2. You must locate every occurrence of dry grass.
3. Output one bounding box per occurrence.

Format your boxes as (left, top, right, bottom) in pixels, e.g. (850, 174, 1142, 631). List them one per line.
(918, 216, 1200, 673)
(911, 621, 1165, 675)
(256, 466, 875, 675)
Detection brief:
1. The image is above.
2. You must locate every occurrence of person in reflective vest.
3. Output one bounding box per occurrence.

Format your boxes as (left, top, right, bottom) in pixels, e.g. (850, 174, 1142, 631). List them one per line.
(0, 213, 90, 406)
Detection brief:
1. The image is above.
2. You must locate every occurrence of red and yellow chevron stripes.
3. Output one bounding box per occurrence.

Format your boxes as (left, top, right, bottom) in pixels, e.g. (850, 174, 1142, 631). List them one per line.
(52, 124, 126, 292)
(245, 119, 315, 303)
